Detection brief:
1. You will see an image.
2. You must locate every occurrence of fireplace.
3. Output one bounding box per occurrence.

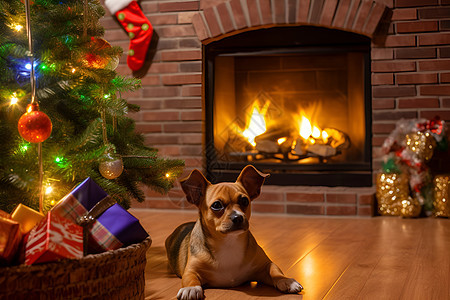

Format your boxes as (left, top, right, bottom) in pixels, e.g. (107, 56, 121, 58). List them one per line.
(205, 26, 372, 186)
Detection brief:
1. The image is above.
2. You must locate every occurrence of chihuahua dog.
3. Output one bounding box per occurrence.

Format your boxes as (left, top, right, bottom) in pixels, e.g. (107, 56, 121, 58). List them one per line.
(165, 165, 303, 300)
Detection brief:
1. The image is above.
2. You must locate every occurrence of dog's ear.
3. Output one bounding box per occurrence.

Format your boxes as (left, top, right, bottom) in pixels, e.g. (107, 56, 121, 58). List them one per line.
(180, 169, 210, 206)
(236, 165, 270, 200)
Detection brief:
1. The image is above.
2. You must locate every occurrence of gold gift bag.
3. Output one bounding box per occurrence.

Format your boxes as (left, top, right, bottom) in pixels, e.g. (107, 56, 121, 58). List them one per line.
(433, 175, 450, 218)
(376, 173, 421, 217)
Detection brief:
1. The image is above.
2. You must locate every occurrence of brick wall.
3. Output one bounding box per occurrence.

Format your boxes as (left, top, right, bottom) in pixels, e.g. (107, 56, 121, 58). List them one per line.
(100, 0, 450, 216)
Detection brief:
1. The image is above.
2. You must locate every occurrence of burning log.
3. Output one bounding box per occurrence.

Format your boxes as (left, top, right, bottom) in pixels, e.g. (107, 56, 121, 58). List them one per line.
(255, 140, 279, 153)
(254, 128, 291, 144)
(308, 144, 337, 157)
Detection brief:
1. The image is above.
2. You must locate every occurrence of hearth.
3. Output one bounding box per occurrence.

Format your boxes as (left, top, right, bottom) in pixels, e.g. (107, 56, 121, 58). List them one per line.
(205, 26, 372, 187)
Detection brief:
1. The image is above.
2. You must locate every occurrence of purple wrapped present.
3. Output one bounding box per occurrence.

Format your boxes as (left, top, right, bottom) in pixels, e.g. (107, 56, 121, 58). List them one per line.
(51, 177, 149, 253)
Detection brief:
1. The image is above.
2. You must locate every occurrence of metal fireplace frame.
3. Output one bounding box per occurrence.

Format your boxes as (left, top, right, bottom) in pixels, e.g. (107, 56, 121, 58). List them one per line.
(204, 26, 372, 187)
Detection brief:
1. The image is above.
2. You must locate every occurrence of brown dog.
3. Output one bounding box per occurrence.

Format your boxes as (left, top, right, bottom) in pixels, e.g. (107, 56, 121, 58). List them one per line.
(165, 165, 303, 300)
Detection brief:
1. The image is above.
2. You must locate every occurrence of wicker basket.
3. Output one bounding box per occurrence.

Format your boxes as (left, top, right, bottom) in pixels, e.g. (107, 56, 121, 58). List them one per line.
(0, 237, 152, 300)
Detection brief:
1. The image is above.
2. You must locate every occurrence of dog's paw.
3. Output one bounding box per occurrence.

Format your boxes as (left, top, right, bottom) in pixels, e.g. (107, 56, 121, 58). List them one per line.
(276, 278, 303, 294)
(176, 285, 204, 300)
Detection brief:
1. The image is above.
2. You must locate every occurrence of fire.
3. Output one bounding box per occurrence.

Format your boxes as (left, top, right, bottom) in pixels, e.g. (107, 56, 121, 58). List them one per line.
(241, 101, 269, 146)
(297, 114, 328, 144)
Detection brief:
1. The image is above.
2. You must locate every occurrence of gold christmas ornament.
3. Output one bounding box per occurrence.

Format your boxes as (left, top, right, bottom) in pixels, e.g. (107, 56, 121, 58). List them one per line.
(99, 152, 124, 179)
(376, 173, 421, 217)
(433, 175, 450, 218)
(405, 131, 436, 161)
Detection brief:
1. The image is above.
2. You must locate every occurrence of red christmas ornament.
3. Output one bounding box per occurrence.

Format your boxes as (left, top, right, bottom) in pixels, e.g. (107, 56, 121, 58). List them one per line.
(83, 37, 119, 70)
(18, 103, 52, 143)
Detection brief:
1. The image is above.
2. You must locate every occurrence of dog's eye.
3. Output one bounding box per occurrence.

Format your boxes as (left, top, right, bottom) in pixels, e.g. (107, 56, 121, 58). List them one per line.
(239, 195, 249, 207)
(211, 200, 224, 211)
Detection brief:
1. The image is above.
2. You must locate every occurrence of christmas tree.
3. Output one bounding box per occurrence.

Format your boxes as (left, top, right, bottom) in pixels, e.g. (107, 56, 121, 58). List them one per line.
(0, 0, 184, 213)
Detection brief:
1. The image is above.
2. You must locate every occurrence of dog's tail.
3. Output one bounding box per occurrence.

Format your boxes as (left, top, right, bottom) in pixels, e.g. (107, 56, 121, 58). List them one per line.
(165, 221, 195, 277)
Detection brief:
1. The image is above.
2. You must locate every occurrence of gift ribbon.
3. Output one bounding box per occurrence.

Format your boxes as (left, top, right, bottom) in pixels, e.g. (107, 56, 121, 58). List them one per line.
(76, 196, 117, 255)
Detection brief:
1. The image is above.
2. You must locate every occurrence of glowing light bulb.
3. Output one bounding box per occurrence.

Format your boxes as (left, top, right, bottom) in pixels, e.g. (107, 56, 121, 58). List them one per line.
(165, 173, 170, 178)
(10, 93, 18, 105)
(104, 94, 110, 99)
(45, 185, 53, 195)
(71, 68, 76, 73)
(25, 63, 32, 70)
(14, 24, 23, 31)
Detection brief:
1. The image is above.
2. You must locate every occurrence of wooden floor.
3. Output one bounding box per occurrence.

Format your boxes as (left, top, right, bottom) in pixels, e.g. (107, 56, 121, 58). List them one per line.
(131, 209, 450, 300)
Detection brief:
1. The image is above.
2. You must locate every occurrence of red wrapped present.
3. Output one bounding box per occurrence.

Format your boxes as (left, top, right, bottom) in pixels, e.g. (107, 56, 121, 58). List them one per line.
(0, 216, 22, 265)
(25, 211, 83, 265)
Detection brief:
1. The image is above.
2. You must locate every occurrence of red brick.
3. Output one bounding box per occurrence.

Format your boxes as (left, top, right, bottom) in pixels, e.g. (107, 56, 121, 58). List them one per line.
(372, 123, 396, 133)
(320, 0, 338, 25)
(384, 35, 416, 47)
(164, 122, 202, 133)
(140, 2, 158, 13)
(286, 193, 324, 203)
(144, 134, 179, 145)
(326, 193, 356, 204)
(359, 194, 375, 205)
(398, 97, 440, 108)
(178, 12, 197, 24)
(181, 110, 202, 120)
(419, 59, 450, 71)
(217, 2, 235, 32)
(391, 8, 417, 21)
(372, 61, 416, 72)
(372, 135, 386, 146)
(180, 62, 201, 72)
(162, 74, 201, 85)
(181, 85, 202, 96)
(297, 0, 311, 23)
(396, 73, 438, 84)
(443, 98, 450, 107)
(247, 0, 261, 26)
(372, 48, 394, 60)
(179, 134, 203, 144)
(149, 14, 178, 25)
(395, 0, 438, 7)
(363, 3, 387, 36)
(418, 7, 450, 19)
(140, 75, 161, 86)
(419, 33, 450, 46)
(358, 206, 374, 216)
(287, 205, 324, 215)
(191, 13, 210, 41)
(441, 20, 450, 31)
(160, 25, 196, 38)
(159, 1, 200, 12)
(372, 99, 395, 109)
(259, 0, 273, 25)
(352, 0, 372, 31)
(252, 203, 285, 214)
(420, 85, 450, 95)
(372, 73, 394, 85)
(395, 48, 436, 59)
(345, 0, 361, 28)
(327, 206, 356, 215)
(420, 110, 450, 121)
(157, 145, 181, 156)
(441, 72, 450, 83)
(128, 99, 162, 110)
(372, 111, 418, 121)
(164, 99, 202, 109)
(332, 0, 350, 27)
(257, 189, 284, 202)
(397, 20, 438, 33)
(135, 124, 162, 133)
(229, 0, 247, 29)
(142, 86, 180, 98)
(203, 7, 222, 37)
(180, 145, 202, 155)
(440, 47, 450, 58)
(148, 63, 179, 73)
(161, 50, 202, 61)
(273, 0, 286, 23)
(142, 111, 179, 121)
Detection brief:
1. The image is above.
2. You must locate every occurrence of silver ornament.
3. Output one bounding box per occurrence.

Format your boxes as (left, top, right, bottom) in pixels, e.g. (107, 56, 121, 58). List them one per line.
(99, 152, 124, 179)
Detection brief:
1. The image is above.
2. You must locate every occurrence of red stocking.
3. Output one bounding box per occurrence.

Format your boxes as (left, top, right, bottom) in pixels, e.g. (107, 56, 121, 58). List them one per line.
(115, 1, 153, 71)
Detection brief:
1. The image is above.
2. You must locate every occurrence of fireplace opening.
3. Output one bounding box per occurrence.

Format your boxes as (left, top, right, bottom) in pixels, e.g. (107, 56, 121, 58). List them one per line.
(205, 26, 372, 187)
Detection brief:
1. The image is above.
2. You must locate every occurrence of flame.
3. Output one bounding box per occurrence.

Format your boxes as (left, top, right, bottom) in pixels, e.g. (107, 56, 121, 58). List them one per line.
(296, 114, 328, 144)
(241, 101, 269, 147)
(277, 137, 287, 145)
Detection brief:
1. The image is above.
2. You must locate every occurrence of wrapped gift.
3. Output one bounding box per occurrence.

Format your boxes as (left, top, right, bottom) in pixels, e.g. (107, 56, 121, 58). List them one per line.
(11, 203, 44, 234)
(25, 211, 83, 265)
(0, 216, 22, 265)
(52, 177, 148, 253)
(433, 175, 450, 218)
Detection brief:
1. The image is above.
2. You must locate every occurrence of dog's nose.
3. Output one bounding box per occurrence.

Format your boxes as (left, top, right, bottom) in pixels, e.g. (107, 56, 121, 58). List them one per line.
(231, 213, 244, 224)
